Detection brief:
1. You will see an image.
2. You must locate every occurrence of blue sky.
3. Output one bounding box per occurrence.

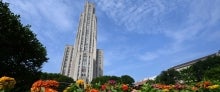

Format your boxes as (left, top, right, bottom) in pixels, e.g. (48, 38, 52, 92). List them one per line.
(4, 0, 220, 81)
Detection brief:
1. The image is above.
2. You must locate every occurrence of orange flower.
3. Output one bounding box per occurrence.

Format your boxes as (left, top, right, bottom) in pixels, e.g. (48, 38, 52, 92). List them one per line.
(121, 84, 129, 91)
(162, 85, 172, 90)
(45, 88, 58, 92)
(191, 86, 198, 91)
(196, 81, 212, 88)
(31, 87, 40, 92)
(203, 81, 212, 88)
(90, 89, 99, 92)
(32, 80, 43, 87)
(31, 80, 59, 92)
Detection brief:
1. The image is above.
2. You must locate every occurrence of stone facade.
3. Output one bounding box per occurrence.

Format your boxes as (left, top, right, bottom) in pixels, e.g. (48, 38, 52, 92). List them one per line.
(60, 1, 103, 83)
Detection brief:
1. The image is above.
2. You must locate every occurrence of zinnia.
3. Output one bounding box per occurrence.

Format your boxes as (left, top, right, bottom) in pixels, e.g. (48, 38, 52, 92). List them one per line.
(162, 89, 169, 92)
(191, 86, 198, 91)
(108, 80, 116, 85)
(0, 76, 16, 89)
(101, 84, 106, 90)
(90, 89, 99, 92)
(121, 84, 129, 91)
(207, 85, 220, 89)
(76, 79, 84, 85)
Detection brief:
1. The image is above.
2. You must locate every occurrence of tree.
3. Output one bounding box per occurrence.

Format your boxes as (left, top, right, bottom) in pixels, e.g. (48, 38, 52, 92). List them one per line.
(191, 56, 220, 81)
(204, 66, 220, 81)
(40, 72, 75, 92)
(0, 1, 48, 91)
(179, 67, 196, 84)
(91, 75, 121, 85)
(155, 69, 180, 84)
(120, 75, 135, 85)
(91, 75, 135, 86)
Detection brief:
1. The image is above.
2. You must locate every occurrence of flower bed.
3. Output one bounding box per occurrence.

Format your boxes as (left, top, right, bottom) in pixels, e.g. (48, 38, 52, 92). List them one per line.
(139, 81, 220, 92)
(1, 76, 219, 92)
(63, 80, 220, 92)
(64, 79, 132, 92)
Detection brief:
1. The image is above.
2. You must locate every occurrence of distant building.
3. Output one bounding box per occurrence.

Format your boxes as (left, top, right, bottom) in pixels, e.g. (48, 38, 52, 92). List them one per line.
(171, 51, 220, 71)
(134, 80, 148, 86)
(60, 45, 74, 76)
(60, 1, 104, 83)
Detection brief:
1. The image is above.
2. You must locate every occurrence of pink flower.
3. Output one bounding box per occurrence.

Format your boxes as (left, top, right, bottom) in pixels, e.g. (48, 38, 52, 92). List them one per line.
(108, 80, 116, 85)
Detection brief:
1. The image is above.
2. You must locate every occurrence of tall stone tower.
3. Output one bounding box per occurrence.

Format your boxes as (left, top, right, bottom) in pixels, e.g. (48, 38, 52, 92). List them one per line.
(60, 1, 103, 83)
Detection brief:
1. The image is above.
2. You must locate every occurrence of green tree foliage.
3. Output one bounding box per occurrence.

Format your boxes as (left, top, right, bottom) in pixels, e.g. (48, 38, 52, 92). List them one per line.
(191, 56, 220, 82)
(145, 79, 156, 84)
(91, 75, 121, 85)
(155, 55, 220, 85)
(155, 69, 180, 84)
(174, 55, 220, 84)
(40, 72, 75, 92)
(91, 75, 135, 86)
(204, 66, 220, 81)
(179, 67, 196, 84)
(120, 75, 135, 85)
(190, 60, 207, 82)
(0, 1, 48, 91)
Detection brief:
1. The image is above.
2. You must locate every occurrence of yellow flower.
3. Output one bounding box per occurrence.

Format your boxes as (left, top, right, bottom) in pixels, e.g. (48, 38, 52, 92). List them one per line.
(63, 89, 68, 92)
(0, 76, 16, 89)
(162, 89, 169, 92)
(63, 87, 70, 92)
(85, 84, 91, 91)
(0, 84, 3, 90)
(207, 85, 220, 89)
(76, 79, 84, 85)
(0, 76, 8, 82)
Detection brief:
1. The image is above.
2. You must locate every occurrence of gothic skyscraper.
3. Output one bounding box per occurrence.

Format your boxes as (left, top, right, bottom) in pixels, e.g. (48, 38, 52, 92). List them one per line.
(60, 1, 104, 83)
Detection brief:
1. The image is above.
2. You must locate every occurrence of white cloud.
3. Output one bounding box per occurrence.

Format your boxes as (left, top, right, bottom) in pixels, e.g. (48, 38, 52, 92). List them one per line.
(6, 0, 75, 31)
(158, 0, 220, 56)
(3, 0, 81, 47)
(95, 0, 166, 33)
(95, 0, 220, 45)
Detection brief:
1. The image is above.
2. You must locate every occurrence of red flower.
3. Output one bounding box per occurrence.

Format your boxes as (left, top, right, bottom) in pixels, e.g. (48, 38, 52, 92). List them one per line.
(101, 84, 106, 90)
(174, 83, 185, 90)
(121, 84, 129, 91)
